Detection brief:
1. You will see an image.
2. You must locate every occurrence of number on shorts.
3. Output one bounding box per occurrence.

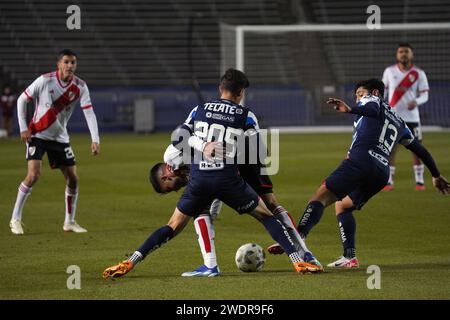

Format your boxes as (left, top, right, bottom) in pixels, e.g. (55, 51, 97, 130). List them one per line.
(64, 147, 75, 159)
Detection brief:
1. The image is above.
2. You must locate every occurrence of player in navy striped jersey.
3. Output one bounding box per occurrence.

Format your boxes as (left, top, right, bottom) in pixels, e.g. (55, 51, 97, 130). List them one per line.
(268, 79, 449, 268)
(139, 141, 316, 277)
(103, 69, 322, 279)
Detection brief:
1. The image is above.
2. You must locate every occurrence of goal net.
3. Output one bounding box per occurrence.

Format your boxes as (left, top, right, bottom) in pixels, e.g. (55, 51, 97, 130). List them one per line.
(220, 23, 450, 128)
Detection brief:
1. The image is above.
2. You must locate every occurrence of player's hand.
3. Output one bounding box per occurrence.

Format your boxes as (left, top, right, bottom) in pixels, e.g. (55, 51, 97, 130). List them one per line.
(20, 130, 31, 143)
(408, 100, 418, 110)
(203, 141, 224, 162)
(327, 98, 351, 113)
(91, 142, 100, 156)
(432, 175, 450, 195)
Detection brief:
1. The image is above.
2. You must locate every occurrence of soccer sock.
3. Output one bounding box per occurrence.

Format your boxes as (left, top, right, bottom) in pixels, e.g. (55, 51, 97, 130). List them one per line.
(297, 201, 325, 239)
(261, 215, 300, 263)
(273, 206, 311, 258)
(413, 164, 425, 185)
(64, 186, 78, 224)
(128, 251, 143, 265)
(194, 215, 217, 268)
(388, 166, 396, 185)
(11, 182, 32, 221)
(135, 225, 174, 259)
(337, 211, 356, 259)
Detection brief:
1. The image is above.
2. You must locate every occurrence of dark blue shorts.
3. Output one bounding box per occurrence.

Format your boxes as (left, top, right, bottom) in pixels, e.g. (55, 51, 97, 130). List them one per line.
(325, 159, 389, 210)
(177, 173, 259, 217)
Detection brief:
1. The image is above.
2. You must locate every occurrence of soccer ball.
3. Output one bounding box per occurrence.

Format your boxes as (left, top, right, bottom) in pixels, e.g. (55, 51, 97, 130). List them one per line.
(235, 243, 266, 272)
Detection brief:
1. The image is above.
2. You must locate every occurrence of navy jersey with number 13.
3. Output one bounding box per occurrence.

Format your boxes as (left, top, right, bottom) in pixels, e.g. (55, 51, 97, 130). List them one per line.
(348, 95, 415, 170)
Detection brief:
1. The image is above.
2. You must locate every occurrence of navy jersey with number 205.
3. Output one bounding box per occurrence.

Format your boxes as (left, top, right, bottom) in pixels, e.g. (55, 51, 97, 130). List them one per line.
(184, 98, 259, 176)
(176, 98, 261, 217)
(348, 95, 415, 169)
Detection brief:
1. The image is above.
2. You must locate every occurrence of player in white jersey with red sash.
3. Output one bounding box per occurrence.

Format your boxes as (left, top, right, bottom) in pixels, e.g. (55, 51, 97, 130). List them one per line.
(382, 43, 430, 191)
(9, 49, 100, 235)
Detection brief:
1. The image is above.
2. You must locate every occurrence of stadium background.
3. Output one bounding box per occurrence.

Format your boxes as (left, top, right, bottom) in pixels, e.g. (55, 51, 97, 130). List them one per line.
(1, 0, 450, 132)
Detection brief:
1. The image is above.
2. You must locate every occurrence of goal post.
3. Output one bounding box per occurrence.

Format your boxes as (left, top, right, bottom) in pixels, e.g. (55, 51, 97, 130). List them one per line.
(220, 23, 450, 128)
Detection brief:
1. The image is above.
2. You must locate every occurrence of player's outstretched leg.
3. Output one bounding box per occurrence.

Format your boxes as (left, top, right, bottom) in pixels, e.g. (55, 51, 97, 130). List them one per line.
(103, 225, 175, 279)
(182, 214, 220, 277)
(249, 199, 322, 274)
(103, 209, 189, 279)
(268, 204, 323, 270)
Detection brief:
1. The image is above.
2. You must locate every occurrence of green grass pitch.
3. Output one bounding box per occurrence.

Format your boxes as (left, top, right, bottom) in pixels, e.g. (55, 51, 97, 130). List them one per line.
(1, 132, 449, 299)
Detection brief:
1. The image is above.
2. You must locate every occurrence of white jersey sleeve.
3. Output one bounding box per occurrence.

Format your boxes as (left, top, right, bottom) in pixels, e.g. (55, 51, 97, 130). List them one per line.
(24, 75, 44, 100)
(18, 75, 45, 132)
(382, 68, 389, 99)
(80, 83, 92, 108)
(417, 70, 430, 93)
(163, 144, 184, 170)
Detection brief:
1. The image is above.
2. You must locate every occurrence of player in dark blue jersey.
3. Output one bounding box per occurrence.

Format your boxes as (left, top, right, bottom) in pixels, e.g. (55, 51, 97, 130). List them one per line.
(268, 79, 449, 268)
(103, 69, 322, 279)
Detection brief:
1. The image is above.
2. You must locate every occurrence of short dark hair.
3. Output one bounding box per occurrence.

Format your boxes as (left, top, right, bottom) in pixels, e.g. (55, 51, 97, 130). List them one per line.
(354, 78, 385, 97)
(149, 162, 165, 194)
(220, 68, 249, 96)
(398, 42, 412, 50)
(57, 49, 77, 60)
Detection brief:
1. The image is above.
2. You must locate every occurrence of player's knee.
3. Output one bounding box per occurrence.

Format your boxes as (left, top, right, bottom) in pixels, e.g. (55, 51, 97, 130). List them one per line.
(66, 173, 78, 187)
(26, 170, 41, 185)
(261, 194, 278, 212)
(335, 202, 345, 215)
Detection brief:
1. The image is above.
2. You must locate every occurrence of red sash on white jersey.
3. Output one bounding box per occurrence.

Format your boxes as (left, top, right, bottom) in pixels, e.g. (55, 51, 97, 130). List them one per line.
(389, 69, 419, 107)
(29, 84, 80, 134)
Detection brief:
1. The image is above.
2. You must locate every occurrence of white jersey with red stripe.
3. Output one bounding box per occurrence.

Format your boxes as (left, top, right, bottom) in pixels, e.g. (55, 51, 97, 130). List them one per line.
(22, 71, 98, 143)
(382, 64, 429, 123)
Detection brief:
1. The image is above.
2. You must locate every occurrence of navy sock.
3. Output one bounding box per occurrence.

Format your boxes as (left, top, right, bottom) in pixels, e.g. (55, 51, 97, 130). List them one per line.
(297, 201, 325, 238)
(261, 215, 297, 256)
(137, 225, 174, 257)
(337, 211, 356, 259)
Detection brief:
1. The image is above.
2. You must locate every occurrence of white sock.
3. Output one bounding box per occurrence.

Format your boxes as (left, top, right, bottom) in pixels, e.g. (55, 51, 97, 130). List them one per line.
(11, 182, 32, 221)
(273, 206, 311, 256)
(388, 166, 396, 185)
(65, 186, 78, 224)
(194, 215, 217, 268)
(413, 164, 425, 184)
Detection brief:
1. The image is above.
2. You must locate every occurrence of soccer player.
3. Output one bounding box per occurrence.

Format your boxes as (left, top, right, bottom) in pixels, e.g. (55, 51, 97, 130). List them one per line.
(144, 142, 318, 277)
(9, 49, 100, 235)
(382, 43, 430, 190)
(268, 79, 449, 268)
(103, 68, 322, 279)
